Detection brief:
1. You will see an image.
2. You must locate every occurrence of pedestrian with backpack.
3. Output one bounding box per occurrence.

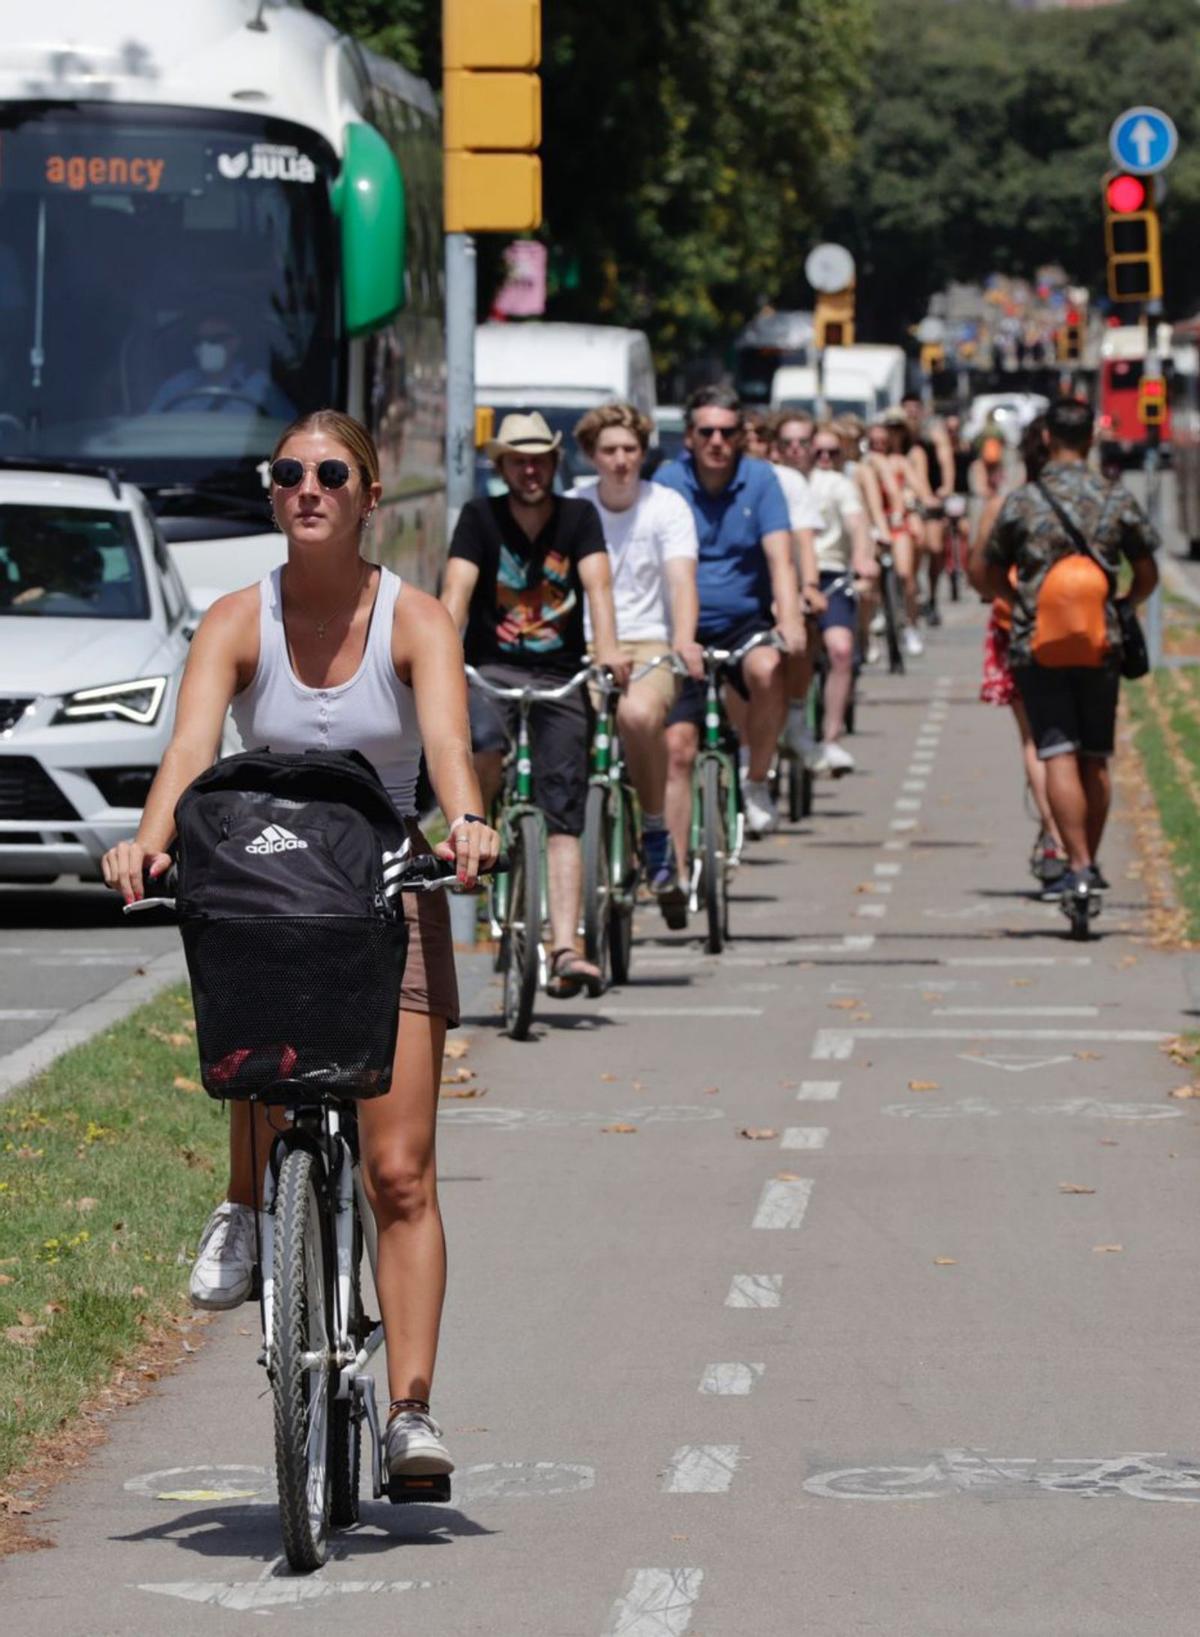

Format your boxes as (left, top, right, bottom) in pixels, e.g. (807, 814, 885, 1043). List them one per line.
(101, 409, 498, 1483)
(981, 398, 1158, 916)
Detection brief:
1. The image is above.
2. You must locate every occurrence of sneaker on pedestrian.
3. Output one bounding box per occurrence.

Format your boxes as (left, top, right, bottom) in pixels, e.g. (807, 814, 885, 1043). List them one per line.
(743, 778, 778, 838)
(865, 636, 883, 667)
(820, 741, 855, 777)
(784, 708, 816, 760)
(903, 626, 924, 658)
(1030, 830, 1067, 885)
(643, 830, 688, 928)
(189, 1200, 259, 1311)
(805, 741, 831, 774)
(869, 610, 886, 636)
(385, 1409, 455, 1477)
(1088, 862, 1111, 891)
(924, 600, 942, 628)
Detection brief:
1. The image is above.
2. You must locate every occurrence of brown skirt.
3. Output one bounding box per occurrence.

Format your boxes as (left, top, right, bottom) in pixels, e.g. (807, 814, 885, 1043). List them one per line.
(400, 820, 461, 1027)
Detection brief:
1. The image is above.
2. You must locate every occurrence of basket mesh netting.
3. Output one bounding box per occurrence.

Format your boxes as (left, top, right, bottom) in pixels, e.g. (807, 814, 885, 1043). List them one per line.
(181, 916, 407, 1099)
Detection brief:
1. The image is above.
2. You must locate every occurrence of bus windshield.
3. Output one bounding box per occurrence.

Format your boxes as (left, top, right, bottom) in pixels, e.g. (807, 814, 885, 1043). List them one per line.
(0, 104, 342, 531)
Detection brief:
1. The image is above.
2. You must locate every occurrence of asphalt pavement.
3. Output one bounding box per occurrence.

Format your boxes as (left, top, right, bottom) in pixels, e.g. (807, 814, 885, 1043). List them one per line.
(3, 595, 1199, 1635)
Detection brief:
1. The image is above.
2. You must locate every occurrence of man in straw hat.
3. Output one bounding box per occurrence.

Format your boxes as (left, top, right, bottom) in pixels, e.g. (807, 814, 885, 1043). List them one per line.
(442, 411, 629, 999)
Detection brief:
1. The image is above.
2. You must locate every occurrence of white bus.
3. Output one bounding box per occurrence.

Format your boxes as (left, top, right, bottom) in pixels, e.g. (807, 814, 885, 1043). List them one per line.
(0, 0, 444, 603)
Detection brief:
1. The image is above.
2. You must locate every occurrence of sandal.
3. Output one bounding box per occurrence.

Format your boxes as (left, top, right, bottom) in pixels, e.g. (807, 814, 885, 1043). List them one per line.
(547, 946, 603, 1000)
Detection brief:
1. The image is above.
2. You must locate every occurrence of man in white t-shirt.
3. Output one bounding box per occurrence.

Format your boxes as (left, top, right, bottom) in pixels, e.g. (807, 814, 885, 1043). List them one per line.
(571, 403, 703, 923)
(778, 421, 877, 774)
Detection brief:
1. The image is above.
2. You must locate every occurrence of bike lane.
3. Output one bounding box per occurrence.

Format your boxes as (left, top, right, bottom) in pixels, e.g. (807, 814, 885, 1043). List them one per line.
(3, 599, 1199, 1634)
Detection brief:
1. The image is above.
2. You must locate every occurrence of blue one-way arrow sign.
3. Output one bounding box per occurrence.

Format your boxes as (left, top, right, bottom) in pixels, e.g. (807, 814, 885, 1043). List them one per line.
(1109, 106, 1178, 176)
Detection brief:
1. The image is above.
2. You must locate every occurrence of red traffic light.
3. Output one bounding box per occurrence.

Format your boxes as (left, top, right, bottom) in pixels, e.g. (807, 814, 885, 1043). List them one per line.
(1106, 173, 1147, 214)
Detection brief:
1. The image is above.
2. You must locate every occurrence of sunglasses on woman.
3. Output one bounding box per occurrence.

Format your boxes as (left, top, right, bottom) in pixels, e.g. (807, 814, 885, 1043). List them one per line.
(270, 457, 358, 491)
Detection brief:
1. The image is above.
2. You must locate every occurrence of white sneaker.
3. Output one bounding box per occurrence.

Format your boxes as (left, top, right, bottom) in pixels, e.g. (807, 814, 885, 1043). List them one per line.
(189, 1200, 259, 1310)
(865, 637, 883, 667)
(743, 778, 778, 838)
(784, 710, 816, 759)
(805, 742, 831, 774)
(903, 626, 925, 657)
(821, 741, 855, 777)
(869, 610, 886, 635)
(385, 1409, 455, 1477)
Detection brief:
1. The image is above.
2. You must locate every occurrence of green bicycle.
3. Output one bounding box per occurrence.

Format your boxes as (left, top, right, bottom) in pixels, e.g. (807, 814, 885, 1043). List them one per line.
(467, 664, 592, 1040)
(582, 654, 684, 986)
(690, 631, 783, 955)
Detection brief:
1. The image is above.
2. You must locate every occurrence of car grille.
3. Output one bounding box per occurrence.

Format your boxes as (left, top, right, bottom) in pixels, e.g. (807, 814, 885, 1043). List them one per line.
(0, 698, 34, 736)
(0, 757, 80, 821)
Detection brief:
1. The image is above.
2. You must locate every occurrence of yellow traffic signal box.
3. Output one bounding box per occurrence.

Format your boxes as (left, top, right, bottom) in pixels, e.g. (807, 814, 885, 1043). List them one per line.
(815, 290, 855, 350)
(1058, 324, 1082, 363)
(1102, 172, 1162, 304)
(920, 343, 945, 376)
(444, 0, 542, 233)
(1138, 376, 1167, 427)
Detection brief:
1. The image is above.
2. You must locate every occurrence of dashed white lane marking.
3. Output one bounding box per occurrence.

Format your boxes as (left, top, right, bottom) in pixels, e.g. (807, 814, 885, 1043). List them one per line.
(138, 1580, 435, 1610)
(0, 946, 144, 956)
(883, 839, 907, 852)
(796, 1080, 840, 1100)
(894, 798, 922, 812)
(752, 1177, 813, 1228)
(725, 1273, 783, 1307)
(813, 1027, 1166, 1058)
(874, 863, 901, 877)
(889, 819, 917, 832)
(933, 1006, 1099, 1018)
(948, 955, 1092, 968)
(699, 1362, 764, 1395)
(604, 1567, 704, 1636)
(662, 1446, 741, 1493)
(856, 903, 887, 918)
(597, 1006, 764, 1018)
(0, 1010, 59, 1021)
(903, 780, 927, 793)
(869, 882, 893, 894)
(782, 1126, 829, 1150)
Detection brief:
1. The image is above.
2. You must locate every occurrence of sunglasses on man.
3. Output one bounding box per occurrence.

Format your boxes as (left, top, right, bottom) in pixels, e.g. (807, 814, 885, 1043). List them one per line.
(693, 424, 741, 441)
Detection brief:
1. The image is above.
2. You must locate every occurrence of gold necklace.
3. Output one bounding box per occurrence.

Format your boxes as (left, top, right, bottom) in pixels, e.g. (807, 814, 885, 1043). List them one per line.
(287, 564, 370, 640)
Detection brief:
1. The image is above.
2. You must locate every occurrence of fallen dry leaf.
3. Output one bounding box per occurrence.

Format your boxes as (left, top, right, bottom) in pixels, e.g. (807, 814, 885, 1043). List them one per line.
(444, 1039, 471, 1060)
(600, 1073, 618, 1082)
(442, 1086, 486, 1100)
(855, 883, 875, 894)
(1168, 1084, 1200, 1099)
(1059, 1183, 1096, 1195)
(1093, 1244, 1123, 1254)
(601, 1123, 638, 1134)
(1074, 1051, 1102, 1062)
(933, 1257, 958, 1267)
(0, 1492, 36, 1516)
(852, 1011, 872, 1022)
(922, 992, 944, 1003)
(42, 1301, 64, 1315)
(775, 1171, 803, 1181)
(828, 998, 861, 1011)
(0, 1274, 10, 1286)
(130, 1285, 148, 1297)
(739, 1128, 778, 1141)
(441, 1066, 475, 1084)
(908, 1079, 939, 1092)
(632, 1080, 647, 1092)
(1099, 1138, 1119, 1147)
(704, 1086, 720, 1096)
(1118, 954, 1138, 968)
(671, 1533, 689, 1543)
(1010, 978, 1033, 988)
(172, 1076, 201, 1093)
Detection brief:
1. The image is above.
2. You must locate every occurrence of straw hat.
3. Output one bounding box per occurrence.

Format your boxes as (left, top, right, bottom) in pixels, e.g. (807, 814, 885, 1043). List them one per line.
(484, 411, 563, 460)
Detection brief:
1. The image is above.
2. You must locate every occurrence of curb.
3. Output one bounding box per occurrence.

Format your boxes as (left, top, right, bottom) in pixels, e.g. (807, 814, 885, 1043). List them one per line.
(0, 949, 188, 1103)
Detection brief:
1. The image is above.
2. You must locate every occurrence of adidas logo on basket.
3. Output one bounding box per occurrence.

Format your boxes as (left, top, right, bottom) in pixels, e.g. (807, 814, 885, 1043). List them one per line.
(245, 824, 309, 855)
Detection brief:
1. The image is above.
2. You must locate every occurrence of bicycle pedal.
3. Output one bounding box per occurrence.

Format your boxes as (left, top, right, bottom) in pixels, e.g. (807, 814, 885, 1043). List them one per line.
(386, 1472, 452, 1505)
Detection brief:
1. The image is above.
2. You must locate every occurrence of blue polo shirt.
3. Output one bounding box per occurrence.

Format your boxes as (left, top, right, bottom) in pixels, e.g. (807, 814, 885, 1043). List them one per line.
(653, 453, 790, 636)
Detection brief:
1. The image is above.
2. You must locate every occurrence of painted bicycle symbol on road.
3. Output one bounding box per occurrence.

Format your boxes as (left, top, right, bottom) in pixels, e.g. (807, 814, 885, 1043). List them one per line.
(804, 1450, 1200, 1502)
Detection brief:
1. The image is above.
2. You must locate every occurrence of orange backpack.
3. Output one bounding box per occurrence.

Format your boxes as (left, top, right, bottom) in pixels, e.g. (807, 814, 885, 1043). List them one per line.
(1029, 484, 1112, 669)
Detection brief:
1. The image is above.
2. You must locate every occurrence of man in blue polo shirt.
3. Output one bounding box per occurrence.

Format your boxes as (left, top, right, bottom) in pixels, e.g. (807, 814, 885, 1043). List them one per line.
(655, 385, 804, 857)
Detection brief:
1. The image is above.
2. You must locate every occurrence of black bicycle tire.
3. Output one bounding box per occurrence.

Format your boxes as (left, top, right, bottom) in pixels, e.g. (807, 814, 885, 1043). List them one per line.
(581, 784, 611, 984)
(504, 814, 542, 1039)
(787, 754, 803, 823)
(328, 1213, 362, 1529)
(883, 565, 905, 675)
(273, 1146, 332, 1572)
(702, 756, 726, 955)
(608, 787, 636, 985)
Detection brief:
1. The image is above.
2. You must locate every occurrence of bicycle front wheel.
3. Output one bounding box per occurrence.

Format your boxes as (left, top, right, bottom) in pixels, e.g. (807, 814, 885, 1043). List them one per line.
(582, 784, 612, 986)
(272, 1146, 333, 1572)
(608, 786, 637, 986)
(503, 813, 542, 1039)
(701, 756, 727, 955)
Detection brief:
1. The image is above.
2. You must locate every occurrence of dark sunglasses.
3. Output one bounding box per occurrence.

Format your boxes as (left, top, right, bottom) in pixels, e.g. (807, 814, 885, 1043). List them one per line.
(270, 457, 356, 491)
(813, 446, 840, 460)
(694, 424, 740, 441)
(778, 435, 811, 449)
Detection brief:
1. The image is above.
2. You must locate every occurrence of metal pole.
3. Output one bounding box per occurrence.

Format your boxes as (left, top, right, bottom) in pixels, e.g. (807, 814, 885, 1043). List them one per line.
(1144, 326, 1163, 669)
(445, 231, 477, 539)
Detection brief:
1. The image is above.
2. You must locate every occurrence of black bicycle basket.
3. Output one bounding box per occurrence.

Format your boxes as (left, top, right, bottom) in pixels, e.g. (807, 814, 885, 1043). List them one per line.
(174, 748, 410, 1101)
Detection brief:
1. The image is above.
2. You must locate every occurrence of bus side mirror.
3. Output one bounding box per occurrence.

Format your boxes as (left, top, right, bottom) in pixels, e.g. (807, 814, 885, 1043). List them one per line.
(332, 123, 407, 336)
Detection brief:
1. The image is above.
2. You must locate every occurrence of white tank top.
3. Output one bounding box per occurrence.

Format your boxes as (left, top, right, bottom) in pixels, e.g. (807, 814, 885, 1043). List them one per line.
(230, 565, 422, 816)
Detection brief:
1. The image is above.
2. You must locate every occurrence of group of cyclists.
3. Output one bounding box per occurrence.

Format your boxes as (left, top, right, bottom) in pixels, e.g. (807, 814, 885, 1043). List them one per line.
(100, 376, 1146, 1496)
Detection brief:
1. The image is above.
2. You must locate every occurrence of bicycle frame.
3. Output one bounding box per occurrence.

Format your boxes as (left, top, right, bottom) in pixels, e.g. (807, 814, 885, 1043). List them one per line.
(487, 702, 548, 950)
(588, 674, 639, 914)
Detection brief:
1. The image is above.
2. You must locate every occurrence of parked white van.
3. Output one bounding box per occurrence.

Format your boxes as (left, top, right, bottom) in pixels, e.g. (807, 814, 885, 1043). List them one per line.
(771, 345, 907, 422)
(475, 323, 657, 486)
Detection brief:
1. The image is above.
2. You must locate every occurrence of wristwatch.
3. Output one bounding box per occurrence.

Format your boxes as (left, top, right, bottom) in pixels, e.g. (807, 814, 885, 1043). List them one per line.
(449, 813, 487, 838)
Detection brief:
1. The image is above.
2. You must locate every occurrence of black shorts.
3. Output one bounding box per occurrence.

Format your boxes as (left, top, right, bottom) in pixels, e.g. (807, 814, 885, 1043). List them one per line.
(468, 662, 590, 836)
(817, 570, 857, 634)
(1014, 664, 1120, 762)
(667, 613, 774, 733)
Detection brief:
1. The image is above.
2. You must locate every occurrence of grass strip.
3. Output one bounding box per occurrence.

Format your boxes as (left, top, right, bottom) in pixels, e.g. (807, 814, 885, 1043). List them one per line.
(1126, 679, 1200, 941)
(0, 983, 226, 1487)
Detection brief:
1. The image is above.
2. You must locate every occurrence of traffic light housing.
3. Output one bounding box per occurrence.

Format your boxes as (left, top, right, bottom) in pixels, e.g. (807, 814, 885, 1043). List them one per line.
(814, 289, 855, 350)
(920, 343, 945, 377)
(1138, 375, 1167, 427)
(1102, 171, 1162, 304)
(1058, 323, 1083, 363)
(444, 0, 542, 233)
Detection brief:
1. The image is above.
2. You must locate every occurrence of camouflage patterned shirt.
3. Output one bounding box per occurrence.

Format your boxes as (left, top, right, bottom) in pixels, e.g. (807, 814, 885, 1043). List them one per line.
(985, 459, 1158, 668)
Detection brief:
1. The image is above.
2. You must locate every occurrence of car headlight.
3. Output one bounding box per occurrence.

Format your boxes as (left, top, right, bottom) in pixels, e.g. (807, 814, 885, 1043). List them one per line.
(53, 676, 168, 727)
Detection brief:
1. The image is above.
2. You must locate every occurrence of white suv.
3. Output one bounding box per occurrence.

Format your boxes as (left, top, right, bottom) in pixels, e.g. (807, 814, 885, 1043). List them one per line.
(0, 469, 194, 883)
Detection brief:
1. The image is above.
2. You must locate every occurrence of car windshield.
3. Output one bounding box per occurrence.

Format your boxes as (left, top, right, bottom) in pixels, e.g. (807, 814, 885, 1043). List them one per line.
(0, 504, 148, 619)
(0, 104, 342, 524)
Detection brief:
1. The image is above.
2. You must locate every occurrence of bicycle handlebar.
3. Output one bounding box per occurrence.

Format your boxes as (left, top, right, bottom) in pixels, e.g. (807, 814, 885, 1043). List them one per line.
(589, 652, 687, 694)
(465, 664, 593, 704)
(702, 630, 786, 669)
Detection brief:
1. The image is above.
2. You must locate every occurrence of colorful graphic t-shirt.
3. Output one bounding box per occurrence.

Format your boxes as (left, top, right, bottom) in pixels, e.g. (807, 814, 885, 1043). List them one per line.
(448, 495, 606, 675)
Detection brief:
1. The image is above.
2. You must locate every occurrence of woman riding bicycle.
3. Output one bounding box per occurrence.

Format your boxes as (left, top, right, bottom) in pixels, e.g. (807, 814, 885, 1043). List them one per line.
(101, 409, 499, 1483)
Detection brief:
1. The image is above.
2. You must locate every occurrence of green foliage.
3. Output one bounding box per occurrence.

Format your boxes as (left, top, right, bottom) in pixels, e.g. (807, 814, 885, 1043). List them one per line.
(822, 0, 1200, 333)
